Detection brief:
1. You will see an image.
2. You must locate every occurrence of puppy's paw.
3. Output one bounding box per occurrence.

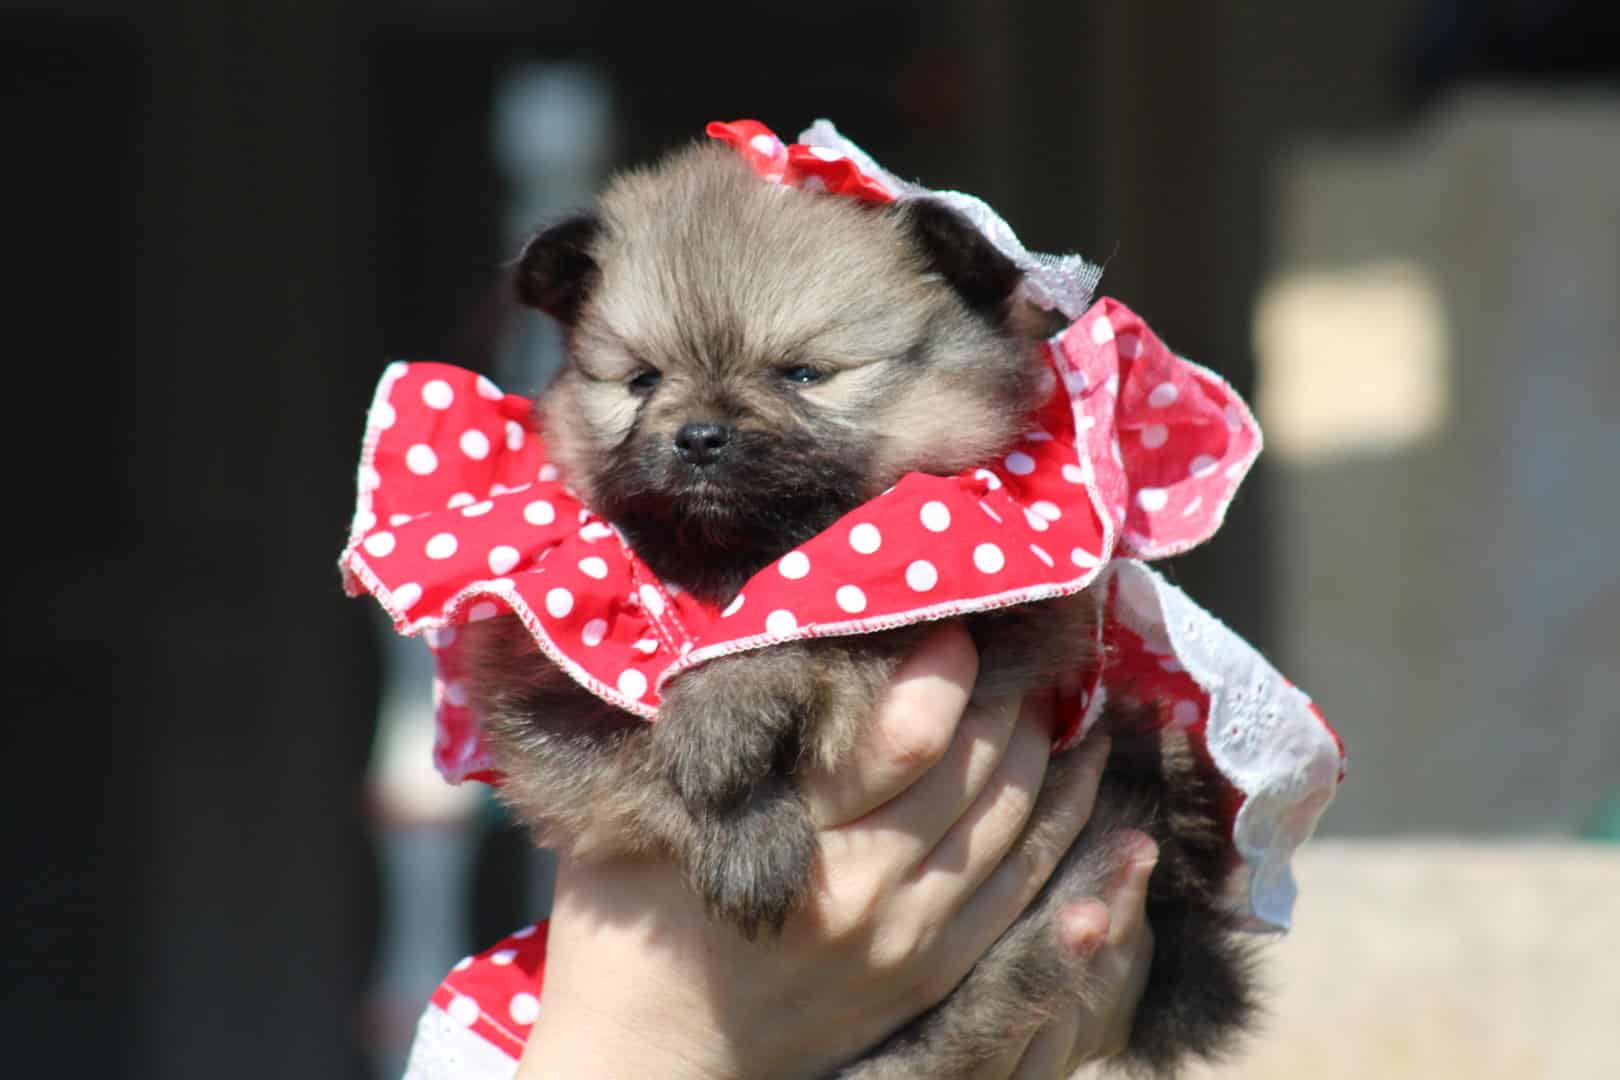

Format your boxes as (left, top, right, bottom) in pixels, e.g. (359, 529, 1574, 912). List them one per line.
(656, 690, 796, 814)
(686, 777, 818, 937)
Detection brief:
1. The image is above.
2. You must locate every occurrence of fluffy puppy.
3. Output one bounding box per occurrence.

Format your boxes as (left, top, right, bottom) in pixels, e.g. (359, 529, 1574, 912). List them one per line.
(464, 143, 1255, 1076)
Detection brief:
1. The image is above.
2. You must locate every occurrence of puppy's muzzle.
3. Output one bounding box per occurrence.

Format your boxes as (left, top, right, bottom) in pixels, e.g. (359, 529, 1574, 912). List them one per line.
(674, 421, 734, 466)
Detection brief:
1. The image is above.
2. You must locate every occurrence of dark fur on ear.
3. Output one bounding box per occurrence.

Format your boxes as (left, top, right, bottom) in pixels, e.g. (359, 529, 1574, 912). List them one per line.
(514, 213, 602, 325)
(901, 199, 1023, 323)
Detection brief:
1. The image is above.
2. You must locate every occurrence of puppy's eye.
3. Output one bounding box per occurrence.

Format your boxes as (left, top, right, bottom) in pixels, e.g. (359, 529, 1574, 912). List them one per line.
(627, 369, 662, 394)
(779, 364, 827, 386)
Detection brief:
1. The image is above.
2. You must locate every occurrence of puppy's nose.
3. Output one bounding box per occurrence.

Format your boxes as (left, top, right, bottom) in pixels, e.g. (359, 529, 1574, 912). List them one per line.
(674, 421, 734, 466)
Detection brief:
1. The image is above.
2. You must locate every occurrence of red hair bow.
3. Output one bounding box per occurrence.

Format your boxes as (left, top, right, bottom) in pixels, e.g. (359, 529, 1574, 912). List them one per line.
(706, 119, 896, 203)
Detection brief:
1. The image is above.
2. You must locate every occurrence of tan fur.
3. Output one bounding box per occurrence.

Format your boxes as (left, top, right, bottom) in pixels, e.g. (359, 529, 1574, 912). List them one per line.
(537, 145, 1033, 522)
(475, 141, 1259, 1076)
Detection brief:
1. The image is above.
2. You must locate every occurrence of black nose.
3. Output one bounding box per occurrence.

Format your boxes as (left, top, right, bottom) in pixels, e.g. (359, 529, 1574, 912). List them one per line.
(674, 421, 734, 466)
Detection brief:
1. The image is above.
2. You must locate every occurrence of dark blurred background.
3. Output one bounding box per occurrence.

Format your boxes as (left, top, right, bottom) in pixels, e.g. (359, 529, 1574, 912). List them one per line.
(6, 2, 1617, 1078)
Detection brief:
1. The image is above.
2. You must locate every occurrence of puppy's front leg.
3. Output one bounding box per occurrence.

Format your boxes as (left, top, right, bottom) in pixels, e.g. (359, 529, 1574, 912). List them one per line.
(652, 637, 908, 936)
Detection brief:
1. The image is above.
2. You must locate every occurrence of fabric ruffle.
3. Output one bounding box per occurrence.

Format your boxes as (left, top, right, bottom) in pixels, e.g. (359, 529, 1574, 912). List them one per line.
(338, 300, 1338, 928)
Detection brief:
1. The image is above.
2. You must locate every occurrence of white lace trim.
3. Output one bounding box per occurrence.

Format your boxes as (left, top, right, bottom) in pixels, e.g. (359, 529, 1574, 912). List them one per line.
(402, 1003, 519, 1080)
(1103, 561, 1343, 930)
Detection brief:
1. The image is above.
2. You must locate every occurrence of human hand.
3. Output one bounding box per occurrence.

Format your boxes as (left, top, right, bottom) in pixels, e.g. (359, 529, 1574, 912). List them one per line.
(518, 622, 1150, 1079)
(996, 832, 1158, 1078)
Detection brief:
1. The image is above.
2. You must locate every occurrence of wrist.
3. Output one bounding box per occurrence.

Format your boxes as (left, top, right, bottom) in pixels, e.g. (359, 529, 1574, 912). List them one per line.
(519, 859, 761, 1080)
(519, 995, 730, 1080)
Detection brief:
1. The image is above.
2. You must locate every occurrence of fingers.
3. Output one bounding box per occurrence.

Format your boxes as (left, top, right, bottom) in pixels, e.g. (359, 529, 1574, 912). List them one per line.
(985, 899, 1110, 1079)
(944, 731, 1113, 963)
(858, 691, 1023, 857)
(810, 692, 1023, 931)
(1078, 831, 1159, 1062)
(995, 837, 1159, 1076)
(900, 693, 1055, 894)
(1102, 831, 1157, 949)
(804, 622, 978, 829)
(1056, 835, 1159, 1062)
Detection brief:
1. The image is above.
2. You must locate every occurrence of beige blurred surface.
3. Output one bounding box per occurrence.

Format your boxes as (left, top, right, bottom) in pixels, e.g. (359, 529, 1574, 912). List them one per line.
(1184, 840, 1620, 1080)
(1260, 94, 1620, 839)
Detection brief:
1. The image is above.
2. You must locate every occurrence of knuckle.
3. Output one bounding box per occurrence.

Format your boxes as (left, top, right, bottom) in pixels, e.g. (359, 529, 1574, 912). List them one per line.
(878, 708, 954, 771)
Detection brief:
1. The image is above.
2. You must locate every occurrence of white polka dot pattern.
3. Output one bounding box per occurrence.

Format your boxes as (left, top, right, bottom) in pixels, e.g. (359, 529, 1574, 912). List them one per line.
(905, 559, 938, 592)
(446, 994, 479, 1026)
(848, 522, 882, 554)
(488, 546, 520, 575)
(340, 296, 1265, 778)
(428, 919, 553, 1058)
(1004, 451, 1036, 475)
(617, 668, 648, 699)
(422, 379, 454, 410)
(406, 444, 437, 476)
(508, 992, 540, 1025)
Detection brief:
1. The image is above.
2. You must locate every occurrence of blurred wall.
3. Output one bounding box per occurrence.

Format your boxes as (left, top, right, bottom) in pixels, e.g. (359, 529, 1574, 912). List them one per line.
(1262, 93, 1620, 835)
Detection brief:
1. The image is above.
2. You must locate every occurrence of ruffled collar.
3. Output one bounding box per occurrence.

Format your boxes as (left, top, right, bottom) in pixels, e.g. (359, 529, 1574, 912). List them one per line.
(341, 298, 1254, 736)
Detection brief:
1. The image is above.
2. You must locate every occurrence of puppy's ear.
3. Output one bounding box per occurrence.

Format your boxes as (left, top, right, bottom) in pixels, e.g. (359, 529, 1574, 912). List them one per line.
(514, 213, 602, 325)
(901, 199, 1023, 323)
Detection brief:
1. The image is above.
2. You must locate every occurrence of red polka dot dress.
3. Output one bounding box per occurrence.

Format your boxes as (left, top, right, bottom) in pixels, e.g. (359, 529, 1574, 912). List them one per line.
(341, 120, 1345, 1078)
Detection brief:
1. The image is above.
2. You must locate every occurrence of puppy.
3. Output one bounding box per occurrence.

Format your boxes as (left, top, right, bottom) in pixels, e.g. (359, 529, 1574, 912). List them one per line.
(464, 142, 1255, 1076)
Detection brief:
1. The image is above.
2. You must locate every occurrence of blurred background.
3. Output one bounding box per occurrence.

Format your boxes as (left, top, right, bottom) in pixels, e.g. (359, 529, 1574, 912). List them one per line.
(6, 1, 1617, 1077)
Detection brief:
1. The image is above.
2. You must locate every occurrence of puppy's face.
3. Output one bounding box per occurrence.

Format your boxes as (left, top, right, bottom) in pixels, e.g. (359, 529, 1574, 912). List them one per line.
(518, 144, 1049, 600)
